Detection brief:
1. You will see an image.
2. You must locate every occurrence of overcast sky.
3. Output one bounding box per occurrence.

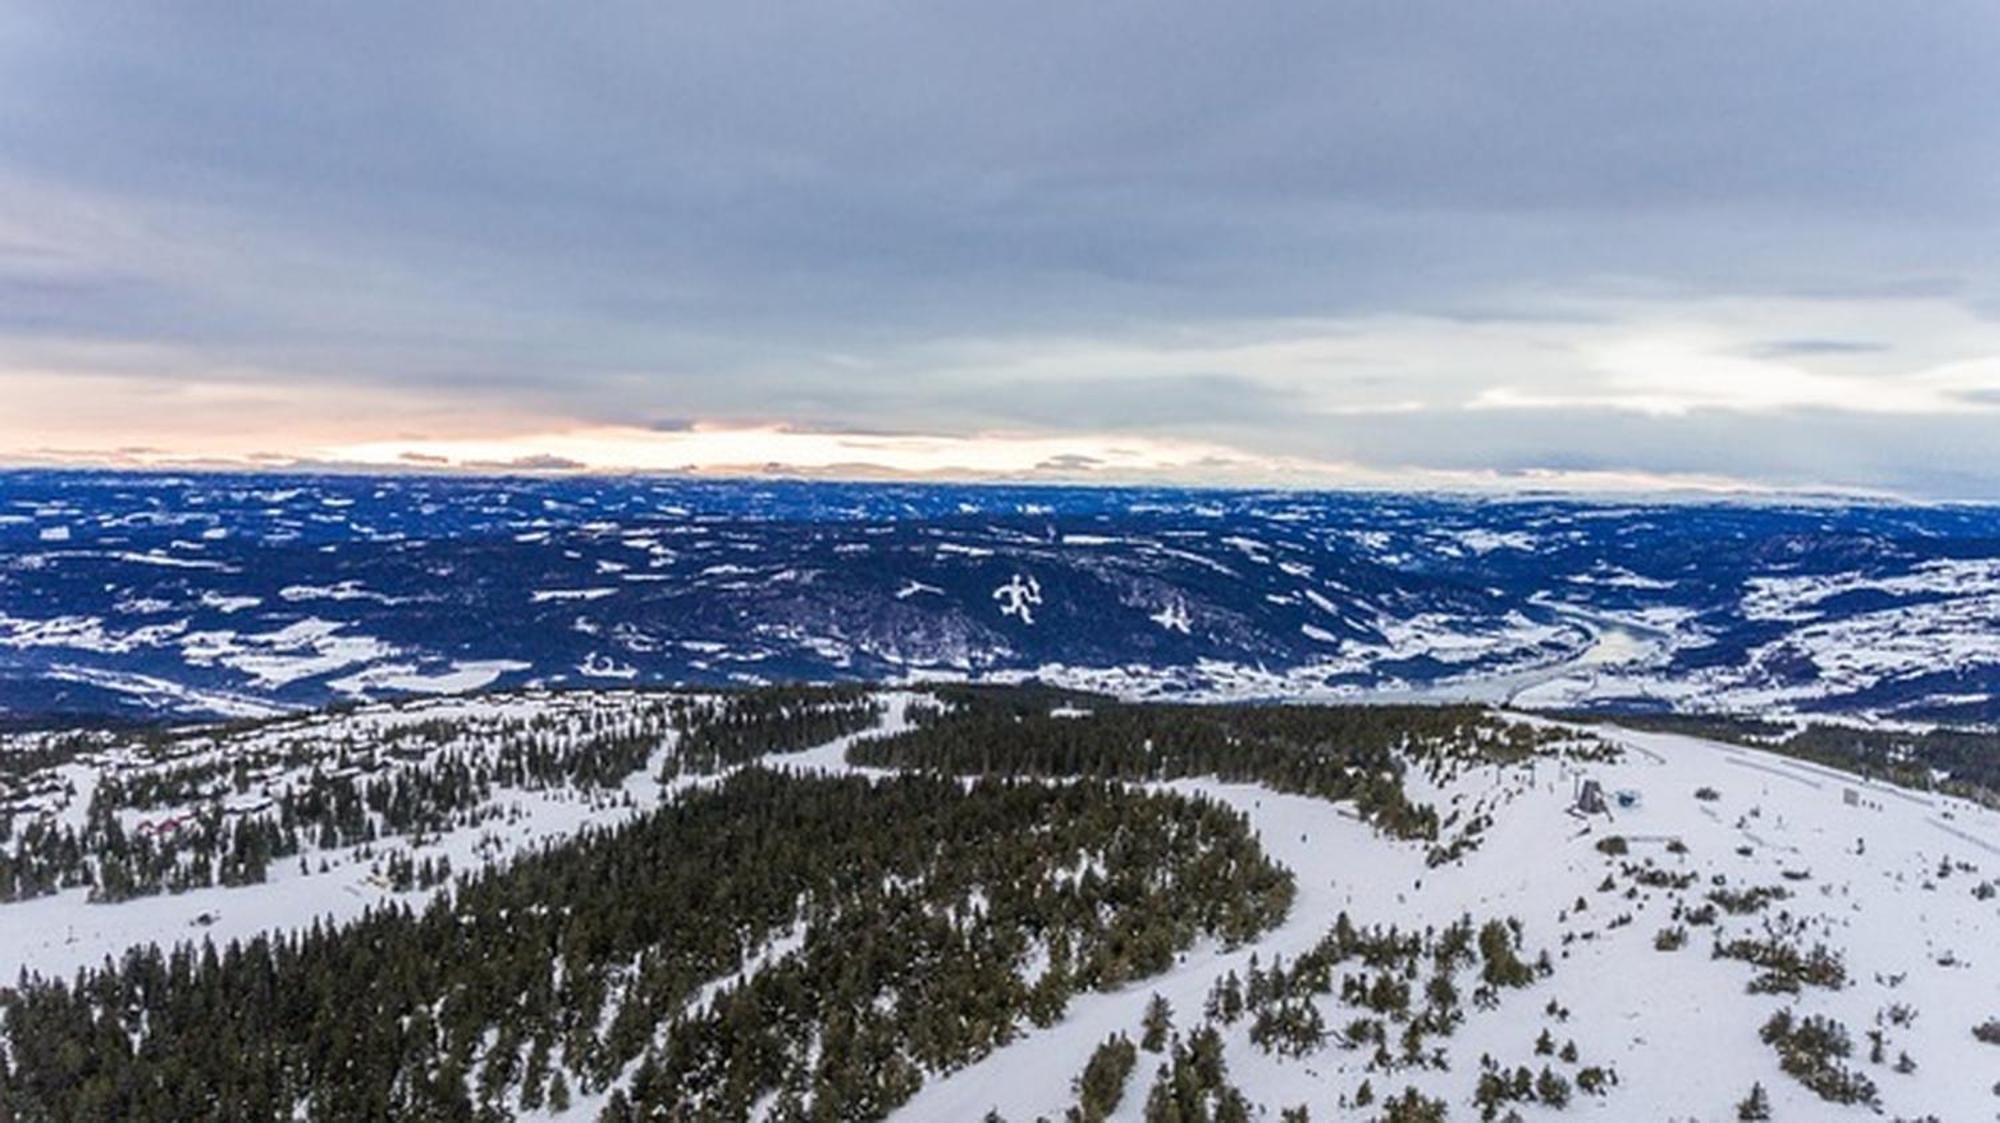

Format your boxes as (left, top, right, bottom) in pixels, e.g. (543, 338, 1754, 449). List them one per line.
(2, 2, 1997, 495)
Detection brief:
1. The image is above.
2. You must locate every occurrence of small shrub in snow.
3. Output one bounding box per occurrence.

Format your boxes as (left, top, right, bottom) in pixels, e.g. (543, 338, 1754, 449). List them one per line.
(1534, 1066, 1571, 1107)
(1375, 1086, 1447, 1122)
(1708, 884, 1790, 915)
(1718, 931, 1847, 993)
(1734, 1081, 1771, 1120)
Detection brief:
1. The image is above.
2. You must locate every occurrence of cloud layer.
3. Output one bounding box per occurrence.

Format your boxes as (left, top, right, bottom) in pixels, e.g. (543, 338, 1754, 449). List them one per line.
(1, 2, 1997, 494)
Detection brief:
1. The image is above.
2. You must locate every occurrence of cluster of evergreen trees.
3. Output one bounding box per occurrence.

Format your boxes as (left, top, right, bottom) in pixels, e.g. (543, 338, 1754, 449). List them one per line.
(1713, 916, 1847, 995)
(1067, 1033, 1138, 1121)
(1759, 1009, 1877, 1106)
(1, 768, 1293, 1121)
(1215, 912, 1548, 1077)
(3, 694, 697, 902)
(4, 685, 1592, 908)
(1139, 1024, 1254, 1122)
(1471, 1056, 1574, 1119)
(850, 690, 1545, 842)
(3, 684, 1662, 1120)
(662, 686, 883, 776)
(3, 688, 892, 905)
(4, 797, 324, 903)
(1068, 909, 1580, 1123)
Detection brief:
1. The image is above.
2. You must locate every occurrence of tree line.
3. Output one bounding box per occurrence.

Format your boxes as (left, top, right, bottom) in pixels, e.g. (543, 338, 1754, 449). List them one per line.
(1, 768, 1293, 1121)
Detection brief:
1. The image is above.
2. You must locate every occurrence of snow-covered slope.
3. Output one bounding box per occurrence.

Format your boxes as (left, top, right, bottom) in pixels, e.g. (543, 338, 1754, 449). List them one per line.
(4, 689, 1994, 1120)
(0, 690, 688, 981)
(890, 718, 2000, 1120)
(0, 688, 917, 985)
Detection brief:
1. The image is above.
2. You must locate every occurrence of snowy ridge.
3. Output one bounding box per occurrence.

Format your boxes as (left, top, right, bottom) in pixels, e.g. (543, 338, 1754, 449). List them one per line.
(891, 716, 2000, 1120)
(3, 688, 1996, 1119)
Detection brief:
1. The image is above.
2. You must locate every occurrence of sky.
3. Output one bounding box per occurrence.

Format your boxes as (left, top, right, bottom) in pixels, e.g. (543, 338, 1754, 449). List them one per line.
(2, 2, 1998, 496)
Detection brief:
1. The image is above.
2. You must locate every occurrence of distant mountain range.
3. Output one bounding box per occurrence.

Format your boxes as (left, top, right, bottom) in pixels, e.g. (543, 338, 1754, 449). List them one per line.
(4, 470, 1999, 725)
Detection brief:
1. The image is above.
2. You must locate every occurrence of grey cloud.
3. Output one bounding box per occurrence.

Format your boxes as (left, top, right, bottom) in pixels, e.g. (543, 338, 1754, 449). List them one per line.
(1035, 453, 1104, 472)
(0, 2, 1996, 493)
(463, 454, 589, 471)
(1746, 340, 1890, 358)
(937, 374, 1305, 431)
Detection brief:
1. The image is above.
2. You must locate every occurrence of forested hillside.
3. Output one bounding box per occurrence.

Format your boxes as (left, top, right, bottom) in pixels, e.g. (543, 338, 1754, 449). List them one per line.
(2, 686, 1995, 1121)
(0, 769, 1292, 1120)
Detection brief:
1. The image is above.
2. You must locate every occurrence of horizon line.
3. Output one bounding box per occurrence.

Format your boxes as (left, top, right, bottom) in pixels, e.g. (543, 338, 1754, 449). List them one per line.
(0, 457, 1940, 508)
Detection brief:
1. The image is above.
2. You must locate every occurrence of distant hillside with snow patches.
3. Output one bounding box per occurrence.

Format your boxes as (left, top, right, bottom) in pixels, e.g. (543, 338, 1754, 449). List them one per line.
(6, 471, 2000, 726)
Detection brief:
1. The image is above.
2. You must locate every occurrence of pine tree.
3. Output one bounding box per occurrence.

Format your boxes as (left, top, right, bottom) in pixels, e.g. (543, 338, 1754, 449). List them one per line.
(1141, 993, 1174, 1053)
(547, 1070, 572, 1112)
(1535, 1066, 1570, 1107)
(1072, 1033, 1138, 1123)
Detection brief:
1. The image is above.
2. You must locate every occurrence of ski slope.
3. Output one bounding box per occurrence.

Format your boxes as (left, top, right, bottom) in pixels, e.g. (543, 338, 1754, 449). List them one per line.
(889, 720, 2000, 1120)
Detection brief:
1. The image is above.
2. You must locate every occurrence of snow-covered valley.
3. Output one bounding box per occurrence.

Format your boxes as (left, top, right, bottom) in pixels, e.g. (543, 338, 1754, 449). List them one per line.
(11, 472, 2000, 728)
